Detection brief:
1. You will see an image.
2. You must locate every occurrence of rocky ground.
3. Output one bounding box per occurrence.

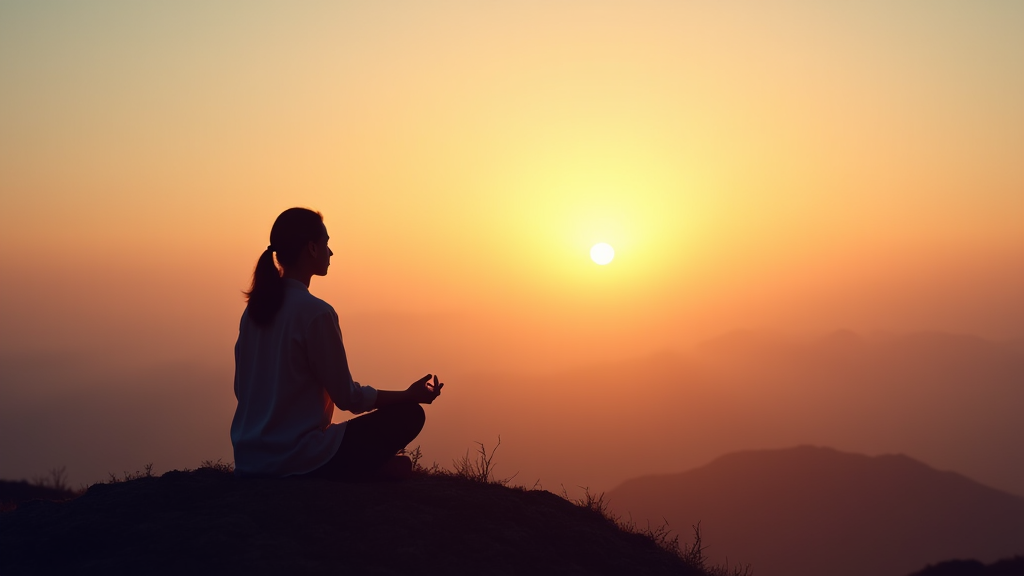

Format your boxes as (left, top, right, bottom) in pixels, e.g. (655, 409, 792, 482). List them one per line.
(0, 467, 702, 576)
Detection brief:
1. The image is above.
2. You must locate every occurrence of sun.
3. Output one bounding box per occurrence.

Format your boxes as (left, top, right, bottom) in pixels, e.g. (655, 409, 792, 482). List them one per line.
(590, 243, 615, 265)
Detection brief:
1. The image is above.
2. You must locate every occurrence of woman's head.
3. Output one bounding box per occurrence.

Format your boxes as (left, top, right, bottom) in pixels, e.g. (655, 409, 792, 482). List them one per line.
(268, 208, 329, 271)
(244, 208, 327, 326)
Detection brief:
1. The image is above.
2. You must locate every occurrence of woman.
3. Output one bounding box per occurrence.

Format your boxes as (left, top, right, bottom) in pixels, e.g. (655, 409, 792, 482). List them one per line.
(231, 207, 442, 480)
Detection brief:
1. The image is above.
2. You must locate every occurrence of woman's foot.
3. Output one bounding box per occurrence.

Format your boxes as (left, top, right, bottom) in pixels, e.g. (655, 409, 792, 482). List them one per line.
(371, 455, 413, 481)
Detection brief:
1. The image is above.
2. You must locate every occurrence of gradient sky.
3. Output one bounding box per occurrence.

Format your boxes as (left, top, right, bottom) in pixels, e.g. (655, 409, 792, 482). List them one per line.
(1, 2, 1022, 487)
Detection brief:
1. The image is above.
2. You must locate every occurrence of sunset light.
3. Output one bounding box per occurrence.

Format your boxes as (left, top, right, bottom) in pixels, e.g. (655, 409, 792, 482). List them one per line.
(590, 243, 615, 265)
(1, 3, 1022, 575)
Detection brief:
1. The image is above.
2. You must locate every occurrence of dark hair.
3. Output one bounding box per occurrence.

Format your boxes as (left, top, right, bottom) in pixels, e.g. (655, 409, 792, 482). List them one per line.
(244, 207, 325, 326)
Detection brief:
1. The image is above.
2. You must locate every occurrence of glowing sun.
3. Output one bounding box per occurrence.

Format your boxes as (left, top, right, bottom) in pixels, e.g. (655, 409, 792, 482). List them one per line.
(590, 243, 615, 265)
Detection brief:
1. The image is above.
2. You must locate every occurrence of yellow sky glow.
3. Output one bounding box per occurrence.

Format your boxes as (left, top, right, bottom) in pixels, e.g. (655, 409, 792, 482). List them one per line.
(1, 1, 1021, 368)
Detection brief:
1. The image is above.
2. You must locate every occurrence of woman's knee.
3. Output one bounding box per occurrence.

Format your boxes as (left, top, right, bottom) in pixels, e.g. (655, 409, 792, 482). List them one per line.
(406, 403, 426, 432)
(381, 402, 425, 435)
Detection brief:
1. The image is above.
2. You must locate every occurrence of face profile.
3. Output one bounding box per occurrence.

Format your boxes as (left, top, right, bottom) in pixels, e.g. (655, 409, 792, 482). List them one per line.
(311, 225, 332, 277)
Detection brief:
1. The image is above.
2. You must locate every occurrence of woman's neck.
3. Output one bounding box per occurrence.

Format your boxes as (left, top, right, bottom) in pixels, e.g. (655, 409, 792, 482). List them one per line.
(281, 268, 313, 288)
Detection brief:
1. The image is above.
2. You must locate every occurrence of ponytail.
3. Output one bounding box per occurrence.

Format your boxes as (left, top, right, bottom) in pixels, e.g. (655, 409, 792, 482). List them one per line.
(244, 208, 325, 327)
(244, 247, 285, 326)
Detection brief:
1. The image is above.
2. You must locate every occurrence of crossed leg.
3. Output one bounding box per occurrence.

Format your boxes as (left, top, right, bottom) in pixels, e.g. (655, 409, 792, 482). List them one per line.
(307, 403, 425, 481)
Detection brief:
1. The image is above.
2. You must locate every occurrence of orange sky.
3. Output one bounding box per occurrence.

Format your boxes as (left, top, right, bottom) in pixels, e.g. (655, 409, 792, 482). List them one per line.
(1, 2, 1022, 488)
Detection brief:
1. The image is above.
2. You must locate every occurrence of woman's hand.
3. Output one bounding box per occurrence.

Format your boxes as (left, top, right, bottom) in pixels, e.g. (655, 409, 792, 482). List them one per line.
(374, 374, 444, 409)
(406, 374, 444, 405)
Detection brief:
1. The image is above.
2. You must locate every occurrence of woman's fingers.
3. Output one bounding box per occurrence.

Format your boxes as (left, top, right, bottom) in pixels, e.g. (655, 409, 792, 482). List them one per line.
(411, 373, 443, 403)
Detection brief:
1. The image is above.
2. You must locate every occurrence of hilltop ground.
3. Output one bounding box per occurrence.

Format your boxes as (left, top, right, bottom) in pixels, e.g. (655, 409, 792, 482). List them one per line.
(0, 463, 719, 576)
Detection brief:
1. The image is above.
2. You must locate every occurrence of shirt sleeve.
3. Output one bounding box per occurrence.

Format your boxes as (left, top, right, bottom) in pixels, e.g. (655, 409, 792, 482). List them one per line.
(305, 308, 378, 415)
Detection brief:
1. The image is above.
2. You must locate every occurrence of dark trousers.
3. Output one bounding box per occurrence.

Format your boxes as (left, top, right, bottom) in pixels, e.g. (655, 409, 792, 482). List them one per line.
(307, 403, 425, 480)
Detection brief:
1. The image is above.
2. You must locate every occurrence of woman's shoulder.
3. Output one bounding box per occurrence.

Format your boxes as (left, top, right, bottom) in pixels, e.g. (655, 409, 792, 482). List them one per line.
(284, 282, 337, 319)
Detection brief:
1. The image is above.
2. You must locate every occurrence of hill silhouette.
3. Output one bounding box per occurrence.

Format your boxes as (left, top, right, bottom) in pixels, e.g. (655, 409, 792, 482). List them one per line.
(907, 556, 1024, 576)
(606, 446, 1024, 576)
(0, 466, 709, 576)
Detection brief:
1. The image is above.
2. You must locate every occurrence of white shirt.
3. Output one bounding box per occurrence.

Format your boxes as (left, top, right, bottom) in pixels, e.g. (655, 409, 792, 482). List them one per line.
(230, 279, 378, 477)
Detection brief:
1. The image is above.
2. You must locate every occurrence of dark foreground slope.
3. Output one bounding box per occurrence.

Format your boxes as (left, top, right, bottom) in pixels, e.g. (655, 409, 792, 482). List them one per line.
(0, 468, 700, 576)
(907, 556, 1024, 576)
(607, 446, 1024, 576)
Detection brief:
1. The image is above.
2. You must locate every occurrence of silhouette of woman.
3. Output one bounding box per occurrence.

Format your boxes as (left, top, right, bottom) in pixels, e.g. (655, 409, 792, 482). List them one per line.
(230, 207, 442, 481)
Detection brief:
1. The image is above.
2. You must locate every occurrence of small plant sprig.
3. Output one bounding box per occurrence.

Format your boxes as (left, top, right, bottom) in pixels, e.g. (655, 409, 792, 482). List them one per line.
(32, 466, 72, 492)
(450, 436, 518, 486)
(407, 437, 518, 486)
(107, 463, 154, 483)
(198, 459, 234, 473)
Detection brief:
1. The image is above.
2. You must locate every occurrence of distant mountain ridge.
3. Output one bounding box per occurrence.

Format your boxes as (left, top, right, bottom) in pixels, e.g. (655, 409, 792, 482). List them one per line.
(442, 329, 1024, 496)
(607, 446, 1024, 576)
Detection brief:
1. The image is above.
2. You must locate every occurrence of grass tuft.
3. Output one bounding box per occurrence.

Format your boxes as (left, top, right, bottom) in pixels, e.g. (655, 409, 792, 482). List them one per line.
(450, 436, 518, 486)
(409, 436, 518, 486)
(31, 466, 72, 492)
(107, 463, 155, 483)
(198, 458, 234, 473)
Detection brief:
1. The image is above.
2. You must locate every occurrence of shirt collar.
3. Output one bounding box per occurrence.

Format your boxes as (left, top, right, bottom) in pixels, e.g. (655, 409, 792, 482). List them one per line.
(283, 278, 309, 292)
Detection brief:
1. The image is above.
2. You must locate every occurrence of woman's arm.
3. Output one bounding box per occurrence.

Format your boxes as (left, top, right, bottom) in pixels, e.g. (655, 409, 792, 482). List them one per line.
(307, 310, 378, 414)
(375, 374, 443, 409)
(307, 308, 443, 412)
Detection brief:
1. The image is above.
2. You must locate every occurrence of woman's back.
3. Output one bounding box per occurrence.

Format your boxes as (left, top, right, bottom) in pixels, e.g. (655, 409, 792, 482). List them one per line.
(231, 278, 377, 477)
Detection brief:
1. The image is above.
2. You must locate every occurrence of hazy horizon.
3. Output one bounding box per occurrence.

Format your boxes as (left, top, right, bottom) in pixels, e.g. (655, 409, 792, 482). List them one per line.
(2, 328, 1022, 504)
